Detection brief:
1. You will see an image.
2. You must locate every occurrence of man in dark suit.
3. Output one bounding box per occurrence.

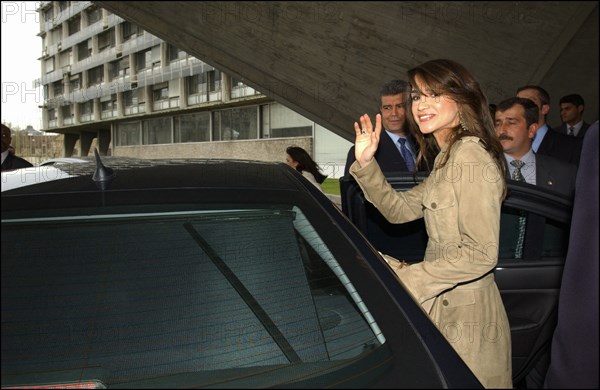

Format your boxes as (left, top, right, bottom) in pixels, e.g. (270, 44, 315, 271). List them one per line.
(344, 80, 429, 176)
(1, 124, 33, 172)
(544, 120, 598, 389)
(516, 85, 582, 167)
(554, 93, 591, 138)
(495, 97, 576, 198)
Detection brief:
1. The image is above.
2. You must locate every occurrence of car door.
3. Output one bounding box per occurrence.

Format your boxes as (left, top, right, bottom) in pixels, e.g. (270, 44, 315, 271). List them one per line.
(339, 173, 572, 387)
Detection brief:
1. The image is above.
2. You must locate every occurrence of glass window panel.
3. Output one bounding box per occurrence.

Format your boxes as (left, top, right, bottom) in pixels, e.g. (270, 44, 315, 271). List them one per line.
(116, 121, 141, 146)
(212, 106, 257, 141)
(175, 112, 210, 143)
(143, 117, 172, 145)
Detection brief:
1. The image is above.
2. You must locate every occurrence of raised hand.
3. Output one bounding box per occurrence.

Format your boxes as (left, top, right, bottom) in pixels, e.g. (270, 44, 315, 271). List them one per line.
(354, 113, 382, 166)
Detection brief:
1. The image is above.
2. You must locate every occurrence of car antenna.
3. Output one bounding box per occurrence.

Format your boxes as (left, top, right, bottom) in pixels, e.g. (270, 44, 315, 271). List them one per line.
(92, 148, 115, 191)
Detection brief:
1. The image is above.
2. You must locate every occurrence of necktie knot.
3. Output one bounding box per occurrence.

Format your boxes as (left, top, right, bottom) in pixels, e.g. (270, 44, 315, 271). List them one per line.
(398, 138, 415, 172)
(568, 126, 575, 136)
(510, 160, 526, 182)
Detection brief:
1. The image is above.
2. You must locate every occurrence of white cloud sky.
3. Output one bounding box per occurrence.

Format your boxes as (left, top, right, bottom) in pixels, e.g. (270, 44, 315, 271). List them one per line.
(1, 1, 44, 130)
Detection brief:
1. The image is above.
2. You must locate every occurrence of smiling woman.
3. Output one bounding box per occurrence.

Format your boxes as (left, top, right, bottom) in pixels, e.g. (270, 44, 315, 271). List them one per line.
(349, 59, 512, 388)
(1, 2, 43, 130)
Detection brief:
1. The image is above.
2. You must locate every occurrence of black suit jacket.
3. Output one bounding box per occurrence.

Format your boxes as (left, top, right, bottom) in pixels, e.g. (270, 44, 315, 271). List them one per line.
(506, 153, 577, 199)
(537, 127, 583, 167)
(535, 153, 577, 198)
(553, 121, 590, 138)
(344, 130, 429, 176)
(1, 153, 33, 171)
(544, 121, 598, 388)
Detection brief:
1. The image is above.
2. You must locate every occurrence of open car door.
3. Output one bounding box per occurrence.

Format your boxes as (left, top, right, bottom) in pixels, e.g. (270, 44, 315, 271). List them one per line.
(340, 173, 573, 387)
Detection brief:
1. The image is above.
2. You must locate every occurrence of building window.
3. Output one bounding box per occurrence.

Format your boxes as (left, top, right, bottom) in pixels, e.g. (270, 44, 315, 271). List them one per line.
(167, 44, 180, 62)
(143, 117, 172, 145)
(44, 8, 53, 22)
(47, 108, 57, 120)
(175, 112, 210, 143)
(268, 103, 313, 138)
(153, 83, 168, 101)
(69, 74, 80, 91)
(58, 1, 68, 12)
(87, 65, 103, 86)
(77, 40, 91, 60)
(136, 49, 151, 72)
(109, 60, 119, 80)
(61, 105, 73, 118)
(53, 81, 64, 96)
(86, 6, 101, 25)
(45, 57, 55, 73)
(117, 57, 130, 77)
(124, 89, 142, 107)
(80, 101, 93, 115)
(98, 28, 115, 52)
(116, 121, 141, 146)
(122, 21, 142, 41)
(212, 106, 258, 141)
(188, 74, 205, 95)
(101, 94, 117, 112)
(205, 70, 221, 92)
(68, 15, 80, 36)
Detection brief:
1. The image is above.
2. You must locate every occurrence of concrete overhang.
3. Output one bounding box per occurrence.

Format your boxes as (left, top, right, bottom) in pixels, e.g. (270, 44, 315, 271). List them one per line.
(94, 1, 599, 141)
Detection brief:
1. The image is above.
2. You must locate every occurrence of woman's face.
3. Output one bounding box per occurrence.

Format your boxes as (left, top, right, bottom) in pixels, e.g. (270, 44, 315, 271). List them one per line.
(410, 75, 460, 146)
(285, 154, 298, 168)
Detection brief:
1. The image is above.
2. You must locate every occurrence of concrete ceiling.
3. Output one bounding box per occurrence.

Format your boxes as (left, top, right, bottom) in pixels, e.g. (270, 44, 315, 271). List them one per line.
(94, 1, 599, 141)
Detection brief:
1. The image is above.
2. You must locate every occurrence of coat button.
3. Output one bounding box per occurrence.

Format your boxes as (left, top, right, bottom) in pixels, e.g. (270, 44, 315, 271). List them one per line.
(442, 299, 449, 306)
(431, 202, 437, 209)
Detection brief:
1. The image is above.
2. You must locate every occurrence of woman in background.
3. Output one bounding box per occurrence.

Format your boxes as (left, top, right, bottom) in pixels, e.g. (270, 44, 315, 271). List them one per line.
(285, 146, 327, 191)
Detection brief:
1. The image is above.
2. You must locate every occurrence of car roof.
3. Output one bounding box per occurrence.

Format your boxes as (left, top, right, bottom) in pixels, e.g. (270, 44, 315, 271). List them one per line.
(2, 158, 312, 197)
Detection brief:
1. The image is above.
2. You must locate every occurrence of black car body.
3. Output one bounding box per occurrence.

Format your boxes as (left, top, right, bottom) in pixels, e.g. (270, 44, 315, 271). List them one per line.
(1, 159, 481, 388)
(340, 171, 573, 388)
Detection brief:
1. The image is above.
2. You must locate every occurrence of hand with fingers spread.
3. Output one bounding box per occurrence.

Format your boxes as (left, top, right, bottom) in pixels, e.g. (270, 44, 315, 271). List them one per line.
(354, 113, 383, 166)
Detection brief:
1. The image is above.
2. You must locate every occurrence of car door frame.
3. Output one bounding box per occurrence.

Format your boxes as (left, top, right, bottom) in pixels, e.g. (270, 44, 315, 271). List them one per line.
(339, 172, 573, 385)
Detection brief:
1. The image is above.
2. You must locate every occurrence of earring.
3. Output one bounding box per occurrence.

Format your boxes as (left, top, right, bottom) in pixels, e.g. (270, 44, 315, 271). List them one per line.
(459, 113, 468, 132)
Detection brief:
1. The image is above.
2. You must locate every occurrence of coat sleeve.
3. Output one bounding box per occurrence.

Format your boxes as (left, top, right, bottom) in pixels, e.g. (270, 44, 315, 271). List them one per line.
(349, 159, 425, 223)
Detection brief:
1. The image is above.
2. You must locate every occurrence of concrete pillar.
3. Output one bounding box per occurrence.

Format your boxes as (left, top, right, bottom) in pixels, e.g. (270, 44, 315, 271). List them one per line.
(116, 91, 124, 117)
(160, 42, 168, 69)
(80, 132, 95, 156)
(144, 85, 152, 113)
(221, 72, 231, 102)
(97, 130, 111, 156)
(42, 109, 49, 130)
(91, 34, 99, 55)
(179, 77, 187, 109)
(93, 98, 101, 121)
(73, 103, 80, 125)
(64, 133, 79, 157)
(57, 104, 64, 126)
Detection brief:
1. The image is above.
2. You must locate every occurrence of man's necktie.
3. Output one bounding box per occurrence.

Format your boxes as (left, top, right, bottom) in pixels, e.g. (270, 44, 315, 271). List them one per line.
(398, 138, 415, 172)
(511, 159, 526, 182)
(568, 126, 575, 136)
(510, 159, 527, 259)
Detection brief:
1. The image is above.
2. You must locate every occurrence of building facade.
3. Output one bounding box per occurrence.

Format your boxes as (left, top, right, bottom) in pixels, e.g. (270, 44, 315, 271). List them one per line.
(36, 1, 351, 176)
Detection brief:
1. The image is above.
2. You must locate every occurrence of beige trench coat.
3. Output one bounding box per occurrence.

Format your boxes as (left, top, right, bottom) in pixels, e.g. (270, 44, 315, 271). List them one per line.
(351, 136, 512, 388)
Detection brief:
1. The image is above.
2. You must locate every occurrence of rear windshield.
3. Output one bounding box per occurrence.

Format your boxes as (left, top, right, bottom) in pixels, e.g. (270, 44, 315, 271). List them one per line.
(1, 205, 389, 388)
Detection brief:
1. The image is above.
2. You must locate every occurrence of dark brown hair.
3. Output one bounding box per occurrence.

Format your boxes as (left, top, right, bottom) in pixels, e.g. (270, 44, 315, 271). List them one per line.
(406, 59, 507, 197)
(286, 146, 328, 184)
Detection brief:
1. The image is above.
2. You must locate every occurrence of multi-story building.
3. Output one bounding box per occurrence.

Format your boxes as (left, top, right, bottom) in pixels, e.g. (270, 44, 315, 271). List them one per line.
(36, 1, 351, 176)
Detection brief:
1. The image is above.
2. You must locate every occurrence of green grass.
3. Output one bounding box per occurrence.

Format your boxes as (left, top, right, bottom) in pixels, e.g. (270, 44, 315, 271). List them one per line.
(321, 178, 341, 195)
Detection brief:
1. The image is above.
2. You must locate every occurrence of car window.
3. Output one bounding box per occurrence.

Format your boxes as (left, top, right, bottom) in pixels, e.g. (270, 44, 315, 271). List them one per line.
(1, 205, 389, 387)
(498, 206, 570, 260)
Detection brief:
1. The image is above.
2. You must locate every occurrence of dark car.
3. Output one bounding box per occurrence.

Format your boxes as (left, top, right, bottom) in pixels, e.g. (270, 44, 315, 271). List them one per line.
(340, 171, 574, 388)
(1, 158, 481, 388)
